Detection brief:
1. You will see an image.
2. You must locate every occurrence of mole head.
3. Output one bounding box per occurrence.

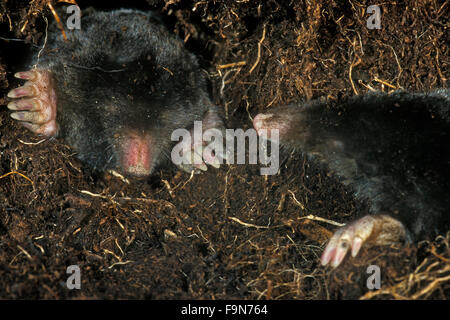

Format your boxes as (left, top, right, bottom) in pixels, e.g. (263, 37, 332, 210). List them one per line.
(105, 97, 177, 178)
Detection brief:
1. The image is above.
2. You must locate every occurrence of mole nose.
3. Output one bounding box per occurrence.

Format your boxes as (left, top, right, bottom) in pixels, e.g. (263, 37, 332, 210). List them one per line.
(120, 132, 153, 177)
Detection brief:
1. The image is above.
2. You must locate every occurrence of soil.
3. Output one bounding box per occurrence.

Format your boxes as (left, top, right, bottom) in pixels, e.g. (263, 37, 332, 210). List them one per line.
(0, 0, 448, 299)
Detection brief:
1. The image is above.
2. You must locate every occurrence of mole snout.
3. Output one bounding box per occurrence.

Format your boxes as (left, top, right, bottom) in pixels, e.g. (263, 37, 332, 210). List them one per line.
(118, 131, 154, 177)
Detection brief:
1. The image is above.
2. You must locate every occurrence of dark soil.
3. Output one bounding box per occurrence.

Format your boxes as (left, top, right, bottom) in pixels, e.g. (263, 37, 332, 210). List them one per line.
(0, 0, 448, 299)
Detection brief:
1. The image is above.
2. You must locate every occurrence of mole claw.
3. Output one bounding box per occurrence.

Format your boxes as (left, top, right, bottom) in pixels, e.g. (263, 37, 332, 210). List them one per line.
(21, 120, 58, 136)
(11, 111, 44, 123)
(13, 112, 31, 123)
(320, 215, 406, 268)
(14, 71, 36, 80)
(332, 241, 350, 268)
(7, 101, 18, 110)
(207, 158, 220, 169)
(8, 85, 35, 98)
(351, 237, 363, 257)
(202, 149, 221, 168)
(10, 112, 25, 121)
(193, 153, 208, 171)
(320, 245, 334, 266)
(7, 99, 37, 111)
(20, 122, 38, 132)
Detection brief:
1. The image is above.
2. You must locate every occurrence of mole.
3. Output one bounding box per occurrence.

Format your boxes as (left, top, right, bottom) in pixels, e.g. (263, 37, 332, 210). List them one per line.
(6, 8, 225, 177)
(253, 90, 450, 268)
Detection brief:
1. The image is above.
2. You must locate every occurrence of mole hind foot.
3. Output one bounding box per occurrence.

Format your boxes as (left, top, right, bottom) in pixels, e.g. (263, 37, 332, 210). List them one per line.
(173, 108, 228, 173)
(7, 69, 58, 137)
(320, 214, 407, 268)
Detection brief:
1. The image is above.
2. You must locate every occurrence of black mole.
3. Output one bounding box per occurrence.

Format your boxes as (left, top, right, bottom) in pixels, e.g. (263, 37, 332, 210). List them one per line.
(7, 8, 224, 177)
(253, 90, 450, 267)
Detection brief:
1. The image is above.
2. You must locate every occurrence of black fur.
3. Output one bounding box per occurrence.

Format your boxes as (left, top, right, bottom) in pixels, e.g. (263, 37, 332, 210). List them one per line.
(267, 90, 450, 240)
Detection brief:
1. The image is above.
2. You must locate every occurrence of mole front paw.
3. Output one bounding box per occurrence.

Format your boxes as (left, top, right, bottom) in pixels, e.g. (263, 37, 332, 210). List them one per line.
(7, 69, 59, 137)
(173, 108, 229, 174)
(320, 214, 407, 268)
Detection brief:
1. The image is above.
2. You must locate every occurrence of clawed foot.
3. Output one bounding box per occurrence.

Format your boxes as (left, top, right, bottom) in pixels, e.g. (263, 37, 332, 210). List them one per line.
(7, 69, 58, 137)
(173, 109, 229, 173)
(321, 214, 407, 268)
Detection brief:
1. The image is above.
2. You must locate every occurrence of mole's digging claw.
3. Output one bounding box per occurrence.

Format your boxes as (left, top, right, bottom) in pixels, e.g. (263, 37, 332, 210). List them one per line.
(8, 69, 58, 137)
(321, 215, 376, 268)
(192, 153, 208, 171)
(173, 141, 208, 173)
(7, 85, 35, 98)
(14, 71, 36, 80)
(320, 214, 407, 268)
(173, 108, 226, 173)
(10, 110, 48, 124)
(7, 99, 38, 111)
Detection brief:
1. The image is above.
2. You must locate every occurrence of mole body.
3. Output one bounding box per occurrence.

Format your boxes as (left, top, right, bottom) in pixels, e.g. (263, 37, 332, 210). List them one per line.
(253, 90, 450, 267)
(7, 8, 224, 176)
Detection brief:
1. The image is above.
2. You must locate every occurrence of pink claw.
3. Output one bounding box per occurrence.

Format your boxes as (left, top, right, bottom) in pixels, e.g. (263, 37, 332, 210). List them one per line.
(7, 99, 37, 111)
(7, 69, 59, 137)
(351, 237, 363, 257)
(7, 85, 35, 98)
(320, 214, 407, 268)
(320, 245, 335, 266)
(14, 71, 36, 80)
